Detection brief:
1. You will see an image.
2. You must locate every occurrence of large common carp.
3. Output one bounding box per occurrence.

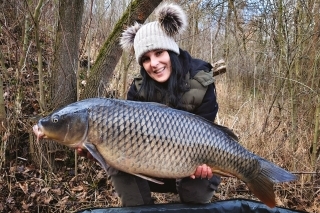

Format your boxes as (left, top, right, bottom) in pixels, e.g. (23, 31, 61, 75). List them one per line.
(32, 98, 296, 208)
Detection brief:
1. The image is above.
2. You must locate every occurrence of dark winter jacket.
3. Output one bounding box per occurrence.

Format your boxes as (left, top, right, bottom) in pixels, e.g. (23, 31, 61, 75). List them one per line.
(127, 49, 218, 122)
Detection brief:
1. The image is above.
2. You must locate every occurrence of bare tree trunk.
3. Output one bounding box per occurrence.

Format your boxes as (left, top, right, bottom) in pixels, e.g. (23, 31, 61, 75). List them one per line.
(18, 1, 30, 71)
(224, 1, 231, 58)
(120, 52, 134, 99)
(312, 103, 320, 171)
(289, 0, 302, 152)
(34, 0, 45, 112)
(228, 0, 246, 53)
(309, 0, 320, 89)
(310, 0, 320, 171)
(80, 0, 162, 99)
(51, 0, 84, 109)
(0, 50, 6, 133)
(37, 0, 84, 173)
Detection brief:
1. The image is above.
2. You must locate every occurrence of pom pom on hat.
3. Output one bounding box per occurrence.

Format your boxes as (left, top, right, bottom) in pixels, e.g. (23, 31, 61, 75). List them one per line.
(120, 3, 188, 64)
(157, 3, 187, 37)
(119, 22, 142, 51)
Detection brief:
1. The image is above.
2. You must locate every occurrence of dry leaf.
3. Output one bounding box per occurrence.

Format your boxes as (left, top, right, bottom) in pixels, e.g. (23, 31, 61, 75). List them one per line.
(275, 197, 285, 207)
(6, 197, 14, 204)
(41, 187, 51, 193)
(30, 192, 37, 198)
(9, 166, 16, 173)
(72, 185, 84, 192)
(21, 201, 31, 210)
(56, 196, 69, 207)
(18, 182, 28, 194)
(51, 188, 62, 196)
(44, 195, 53, 204)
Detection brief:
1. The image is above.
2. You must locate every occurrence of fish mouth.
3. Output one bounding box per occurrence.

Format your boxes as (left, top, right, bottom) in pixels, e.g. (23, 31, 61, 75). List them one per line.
(33, 124, 46, 139)
(32, 123, 84, 148)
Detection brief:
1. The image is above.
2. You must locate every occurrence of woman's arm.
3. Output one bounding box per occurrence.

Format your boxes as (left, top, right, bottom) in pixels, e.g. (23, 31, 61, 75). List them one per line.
(193, 83, 218, 122)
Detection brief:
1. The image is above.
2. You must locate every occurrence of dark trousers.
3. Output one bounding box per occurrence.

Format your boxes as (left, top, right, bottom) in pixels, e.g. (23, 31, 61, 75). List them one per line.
(109, 171, 221, 207)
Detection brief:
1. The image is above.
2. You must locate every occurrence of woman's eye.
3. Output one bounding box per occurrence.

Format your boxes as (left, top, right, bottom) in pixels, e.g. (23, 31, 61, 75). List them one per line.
(141, 57, 149, 63)
(155, 50, 163, 56)
(52, 115, 59, 123)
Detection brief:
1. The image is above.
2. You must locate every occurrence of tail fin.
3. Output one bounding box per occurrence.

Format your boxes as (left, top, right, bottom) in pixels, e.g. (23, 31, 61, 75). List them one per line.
(246, 158, 297, 208)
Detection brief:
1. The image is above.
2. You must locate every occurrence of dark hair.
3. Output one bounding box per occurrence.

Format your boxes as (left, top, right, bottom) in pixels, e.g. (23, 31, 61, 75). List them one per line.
(137, 50, 189, 108)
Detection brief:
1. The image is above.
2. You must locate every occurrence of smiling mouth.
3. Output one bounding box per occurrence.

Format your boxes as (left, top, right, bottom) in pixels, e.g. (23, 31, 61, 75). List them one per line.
(154, 67, 165, 74)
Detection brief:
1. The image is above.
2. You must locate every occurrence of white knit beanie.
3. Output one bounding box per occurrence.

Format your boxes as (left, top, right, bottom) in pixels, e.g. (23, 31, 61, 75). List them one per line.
(120, 3, 188, 64)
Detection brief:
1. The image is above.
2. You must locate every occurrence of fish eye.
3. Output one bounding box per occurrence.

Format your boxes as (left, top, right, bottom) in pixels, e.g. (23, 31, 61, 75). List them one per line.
(52, 115, 59, 123)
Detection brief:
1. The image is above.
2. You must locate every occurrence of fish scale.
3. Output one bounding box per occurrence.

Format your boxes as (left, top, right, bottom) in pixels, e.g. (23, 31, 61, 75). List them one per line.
(33, 98, 297, 207)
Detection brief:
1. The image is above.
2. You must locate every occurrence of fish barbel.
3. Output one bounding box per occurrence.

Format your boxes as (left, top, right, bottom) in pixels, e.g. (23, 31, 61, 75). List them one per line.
(32, 98, 296, 208)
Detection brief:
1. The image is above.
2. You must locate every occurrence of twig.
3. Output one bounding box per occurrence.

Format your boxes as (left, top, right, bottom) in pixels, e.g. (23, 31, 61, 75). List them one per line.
(291, 171, 319, 175)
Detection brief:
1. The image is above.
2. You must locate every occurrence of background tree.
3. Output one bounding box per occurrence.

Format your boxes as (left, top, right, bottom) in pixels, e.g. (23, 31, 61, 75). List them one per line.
(0, 40, 6, 133)
(51, 0, 84, 109)
(80, 0, 162, 99)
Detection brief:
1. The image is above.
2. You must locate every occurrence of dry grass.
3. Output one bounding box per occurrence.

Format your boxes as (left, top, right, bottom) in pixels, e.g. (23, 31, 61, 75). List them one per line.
(212, 75, 319, 212)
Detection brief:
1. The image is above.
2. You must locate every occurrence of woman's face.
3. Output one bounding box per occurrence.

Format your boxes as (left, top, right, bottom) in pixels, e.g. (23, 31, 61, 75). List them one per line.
(141, 50, 172, 83)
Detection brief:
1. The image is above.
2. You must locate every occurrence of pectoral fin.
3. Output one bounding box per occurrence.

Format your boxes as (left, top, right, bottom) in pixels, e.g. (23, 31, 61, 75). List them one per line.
(130, 173, 164, 184)
(83, 143, 110, 174)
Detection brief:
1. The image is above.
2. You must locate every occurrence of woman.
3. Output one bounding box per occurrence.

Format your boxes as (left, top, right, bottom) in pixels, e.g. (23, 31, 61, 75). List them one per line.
(78, 2, 220, 207)
(109, 2, 221, 206)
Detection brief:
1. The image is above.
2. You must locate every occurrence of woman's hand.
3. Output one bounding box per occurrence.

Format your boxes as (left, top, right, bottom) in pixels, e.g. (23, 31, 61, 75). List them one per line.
(76, 148, 95, 161)
(190, 164, 213, 179)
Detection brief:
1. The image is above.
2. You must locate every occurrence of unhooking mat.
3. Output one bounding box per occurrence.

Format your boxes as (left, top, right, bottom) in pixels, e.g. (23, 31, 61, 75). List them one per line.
(76, 199, 308, 213)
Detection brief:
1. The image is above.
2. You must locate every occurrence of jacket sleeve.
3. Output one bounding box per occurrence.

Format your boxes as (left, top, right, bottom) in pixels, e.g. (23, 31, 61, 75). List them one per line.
(126, 81, 138, 101)
(193, 83, 218, 122)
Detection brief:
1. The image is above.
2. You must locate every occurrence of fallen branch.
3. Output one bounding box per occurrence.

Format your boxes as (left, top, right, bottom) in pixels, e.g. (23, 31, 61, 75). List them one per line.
(212, 59, 226, 77)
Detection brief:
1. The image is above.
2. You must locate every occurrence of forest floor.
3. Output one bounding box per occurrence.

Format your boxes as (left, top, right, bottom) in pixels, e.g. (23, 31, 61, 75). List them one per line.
(0, 145, 319, 213)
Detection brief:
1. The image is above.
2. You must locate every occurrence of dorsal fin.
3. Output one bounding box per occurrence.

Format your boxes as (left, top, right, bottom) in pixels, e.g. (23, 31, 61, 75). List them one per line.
(211, 123, 239, 141)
